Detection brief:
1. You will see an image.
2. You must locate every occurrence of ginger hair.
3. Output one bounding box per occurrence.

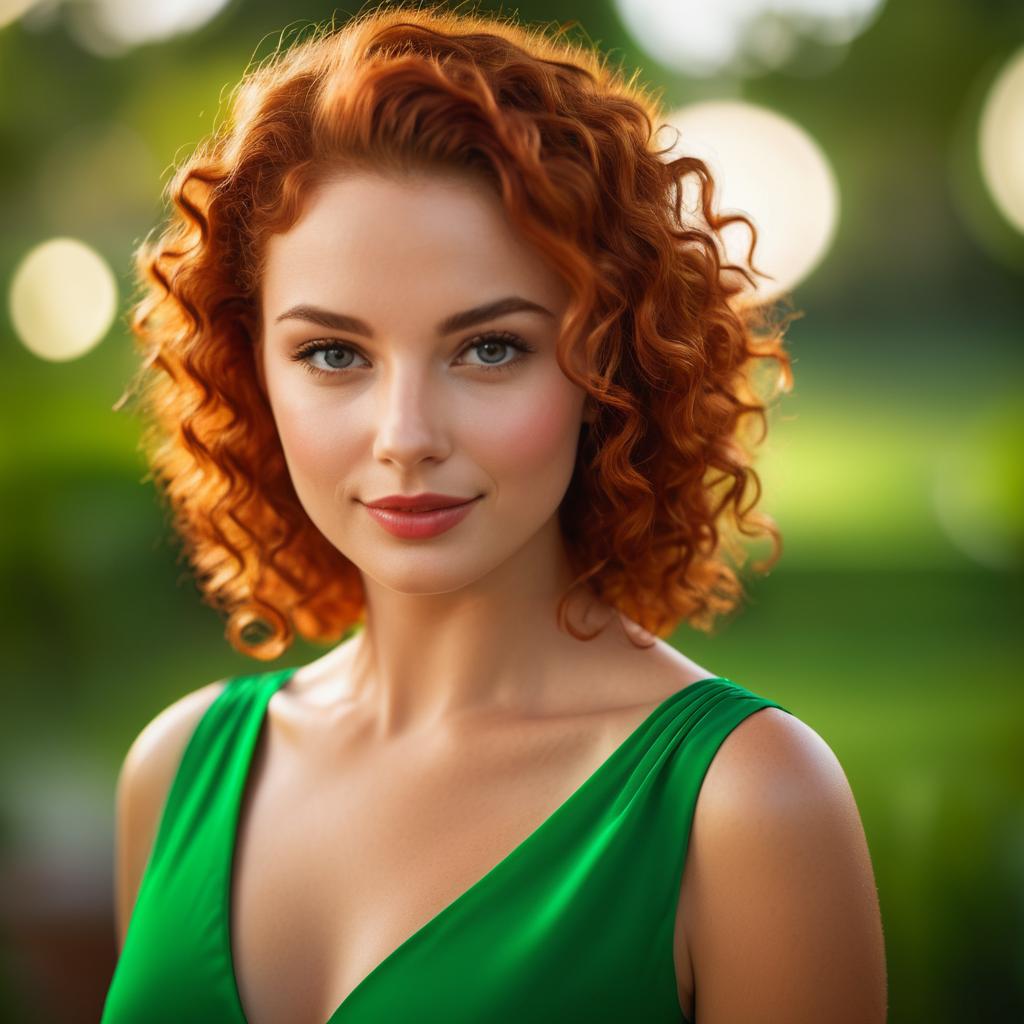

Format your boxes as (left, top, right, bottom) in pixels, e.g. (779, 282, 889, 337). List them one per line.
(114, 1, 797, 660)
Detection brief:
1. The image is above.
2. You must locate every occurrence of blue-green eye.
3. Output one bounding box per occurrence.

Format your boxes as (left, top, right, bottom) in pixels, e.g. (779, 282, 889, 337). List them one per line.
(289, 344, 365, 375)
(459, 331, 533, 373)
(290, 330, 535, 379)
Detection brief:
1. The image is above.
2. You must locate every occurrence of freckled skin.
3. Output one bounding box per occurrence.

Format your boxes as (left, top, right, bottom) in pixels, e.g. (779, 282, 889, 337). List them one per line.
(258, 169, 590, 598)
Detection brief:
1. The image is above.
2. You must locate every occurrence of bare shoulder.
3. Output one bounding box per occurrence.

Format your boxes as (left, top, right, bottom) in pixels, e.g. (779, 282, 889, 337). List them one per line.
(701, 706, 847, 807)
(683, 706, 888, 1023)
(113, 677, 232, 951)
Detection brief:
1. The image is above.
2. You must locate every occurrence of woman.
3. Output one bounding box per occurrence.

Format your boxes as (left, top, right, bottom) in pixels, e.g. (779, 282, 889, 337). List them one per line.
(101, 4, 887, 1022)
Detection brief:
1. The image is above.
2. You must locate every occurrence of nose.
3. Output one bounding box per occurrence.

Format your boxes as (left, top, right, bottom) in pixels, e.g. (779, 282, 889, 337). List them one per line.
(371, 362, 452, 466)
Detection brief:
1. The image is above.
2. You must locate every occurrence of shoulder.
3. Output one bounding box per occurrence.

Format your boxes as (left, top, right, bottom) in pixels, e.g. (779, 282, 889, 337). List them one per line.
(701, 704, 847, 812)
(681, 705, 888, 1022)
(118, 678, 233, 789)
(113, 677, 233, 950)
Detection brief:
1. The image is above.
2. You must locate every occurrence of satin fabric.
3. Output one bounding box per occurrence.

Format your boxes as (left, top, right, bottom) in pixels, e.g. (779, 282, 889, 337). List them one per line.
(101, 667, 791, 1023)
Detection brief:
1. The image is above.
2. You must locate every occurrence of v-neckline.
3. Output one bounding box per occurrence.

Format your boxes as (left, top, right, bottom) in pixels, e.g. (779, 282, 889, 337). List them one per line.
(223, 669, 724, 1024)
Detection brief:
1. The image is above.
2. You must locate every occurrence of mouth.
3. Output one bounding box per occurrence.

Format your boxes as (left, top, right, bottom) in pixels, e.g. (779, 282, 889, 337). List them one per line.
(361, 495, 481, 513)
(384, 499, 475, 513)
(361, 495, 482, 539)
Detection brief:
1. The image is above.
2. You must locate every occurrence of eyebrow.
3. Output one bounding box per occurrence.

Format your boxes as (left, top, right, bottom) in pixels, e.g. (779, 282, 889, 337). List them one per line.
(273, 295, 555, 337)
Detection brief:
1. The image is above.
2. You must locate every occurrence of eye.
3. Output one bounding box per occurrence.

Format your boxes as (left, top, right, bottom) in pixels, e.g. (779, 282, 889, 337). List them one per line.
(289, 330, 534, 379)
(457, 331, 534, 374)
(290, 341, 367, 378)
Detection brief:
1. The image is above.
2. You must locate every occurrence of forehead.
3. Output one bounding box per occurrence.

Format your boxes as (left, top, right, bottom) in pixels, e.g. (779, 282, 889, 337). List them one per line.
(261, 169, 566, 316)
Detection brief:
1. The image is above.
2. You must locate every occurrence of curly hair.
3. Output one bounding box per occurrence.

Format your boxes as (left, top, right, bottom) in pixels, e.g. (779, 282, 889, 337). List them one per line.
(114, 0, 796, 661)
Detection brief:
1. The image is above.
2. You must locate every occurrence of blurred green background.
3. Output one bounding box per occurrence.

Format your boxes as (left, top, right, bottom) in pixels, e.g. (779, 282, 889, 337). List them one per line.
(0, 0, 1021, 1021)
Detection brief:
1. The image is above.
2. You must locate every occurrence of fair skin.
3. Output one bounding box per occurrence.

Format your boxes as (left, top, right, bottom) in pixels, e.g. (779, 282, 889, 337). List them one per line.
(115, 167, 887, 1024)
(257, 164, 619, 735)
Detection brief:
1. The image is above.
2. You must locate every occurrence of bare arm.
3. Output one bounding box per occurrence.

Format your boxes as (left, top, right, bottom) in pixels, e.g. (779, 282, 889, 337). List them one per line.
(113, 679, 230, 951)
(683, 707, 888, 1023)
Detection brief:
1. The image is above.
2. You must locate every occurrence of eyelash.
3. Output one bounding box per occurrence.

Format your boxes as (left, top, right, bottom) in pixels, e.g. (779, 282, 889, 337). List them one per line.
(289, 331, 535, 380)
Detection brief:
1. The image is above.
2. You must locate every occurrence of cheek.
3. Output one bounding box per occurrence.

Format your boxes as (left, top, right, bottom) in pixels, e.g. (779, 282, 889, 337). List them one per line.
(471, 376, 583, 479)
(265, 364, 584, 500)
(269, 387, 358, 490)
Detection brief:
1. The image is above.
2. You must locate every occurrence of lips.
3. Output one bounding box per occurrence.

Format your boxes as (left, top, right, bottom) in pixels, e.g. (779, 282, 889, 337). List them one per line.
(363, 493, 479, 512)
(363, 496, 481, 539)
(376, 500, 472, 512)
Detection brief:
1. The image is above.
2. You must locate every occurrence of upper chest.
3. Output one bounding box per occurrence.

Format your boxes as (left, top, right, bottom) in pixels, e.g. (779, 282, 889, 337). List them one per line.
(229, 683, 699, 1024)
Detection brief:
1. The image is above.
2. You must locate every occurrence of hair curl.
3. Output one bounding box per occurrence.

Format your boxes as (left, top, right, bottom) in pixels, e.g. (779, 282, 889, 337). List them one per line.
(114, 1, 797, 661)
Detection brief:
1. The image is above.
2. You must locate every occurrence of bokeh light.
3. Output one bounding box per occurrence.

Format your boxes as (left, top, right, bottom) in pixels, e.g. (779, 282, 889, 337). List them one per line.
(0, 0, 39, 31)
(611, 0, 887, 76)
(62, 0, 234, 57)
(659, 100, 839, 304)
(8, 237, 118, 361)
(978, 44, 1024, 236)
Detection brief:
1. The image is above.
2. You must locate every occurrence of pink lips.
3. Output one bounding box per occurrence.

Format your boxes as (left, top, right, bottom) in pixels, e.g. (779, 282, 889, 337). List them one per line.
(363, 496, 481, 539)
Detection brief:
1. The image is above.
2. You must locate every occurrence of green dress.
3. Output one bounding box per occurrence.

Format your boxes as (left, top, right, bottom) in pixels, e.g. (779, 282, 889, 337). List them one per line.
(100, 667, 792, 1023)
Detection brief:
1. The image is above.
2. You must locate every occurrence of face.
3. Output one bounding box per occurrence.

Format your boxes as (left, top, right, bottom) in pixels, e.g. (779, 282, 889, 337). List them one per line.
(259, 168, 591, 595)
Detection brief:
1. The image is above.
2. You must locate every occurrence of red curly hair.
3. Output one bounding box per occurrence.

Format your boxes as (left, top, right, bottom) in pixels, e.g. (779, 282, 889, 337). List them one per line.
(114, 1, 796, 661)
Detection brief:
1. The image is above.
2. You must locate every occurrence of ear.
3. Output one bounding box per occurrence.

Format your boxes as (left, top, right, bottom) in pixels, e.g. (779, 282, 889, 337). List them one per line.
(582, 396, 598, 425)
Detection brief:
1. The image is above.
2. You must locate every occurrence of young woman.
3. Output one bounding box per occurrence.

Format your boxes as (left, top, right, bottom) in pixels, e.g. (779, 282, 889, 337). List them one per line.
(101, 5, 887, 1022)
